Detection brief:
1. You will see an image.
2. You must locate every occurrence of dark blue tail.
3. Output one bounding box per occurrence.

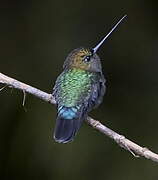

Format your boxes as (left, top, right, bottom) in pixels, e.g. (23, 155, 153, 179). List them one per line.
(54, 106, 84, 143)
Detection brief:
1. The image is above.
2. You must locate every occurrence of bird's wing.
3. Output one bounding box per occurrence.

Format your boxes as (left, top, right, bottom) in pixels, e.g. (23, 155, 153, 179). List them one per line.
(85, 72, 106, 111)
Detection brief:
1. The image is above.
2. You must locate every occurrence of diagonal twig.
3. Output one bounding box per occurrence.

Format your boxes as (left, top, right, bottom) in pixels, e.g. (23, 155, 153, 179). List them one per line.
(0, 84, 7, 91)
(0, 72, 158, 163)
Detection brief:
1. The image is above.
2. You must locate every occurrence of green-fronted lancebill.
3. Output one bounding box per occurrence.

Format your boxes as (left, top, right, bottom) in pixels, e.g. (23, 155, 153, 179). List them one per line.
(53, 15, 127, 143)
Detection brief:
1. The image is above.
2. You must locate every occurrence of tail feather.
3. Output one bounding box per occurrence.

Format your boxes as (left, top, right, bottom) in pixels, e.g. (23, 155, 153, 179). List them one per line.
(54, 106, 84, 143)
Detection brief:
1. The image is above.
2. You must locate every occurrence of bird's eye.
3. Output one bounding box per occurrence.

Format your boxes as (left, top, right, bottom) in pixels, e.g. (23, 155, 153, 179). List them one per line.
(83, 55, 91, 62)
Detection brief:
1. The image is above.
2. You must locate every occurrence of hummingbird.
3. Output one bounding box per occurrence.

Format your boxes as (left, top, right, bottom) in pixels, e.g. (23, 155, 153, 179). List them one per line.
(53, 15, 127, 143)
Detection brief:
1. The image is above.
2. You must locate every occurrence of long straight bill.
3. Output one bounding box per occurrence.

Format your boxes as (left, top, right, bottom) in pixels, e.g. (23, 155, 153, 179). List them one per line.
(93, 15, 127, 53)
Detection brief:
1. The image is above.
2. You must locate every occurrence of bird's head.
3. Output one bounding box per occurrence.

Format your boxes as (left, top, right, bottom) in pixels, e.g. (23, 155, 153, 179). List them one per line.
(63, 47, 101, 72)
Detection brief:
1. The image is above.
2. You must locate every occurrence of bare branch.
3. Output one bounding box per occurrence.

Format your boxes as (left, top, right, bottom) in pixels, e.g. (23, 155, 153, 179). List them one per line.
(0, 72, 158, 163)
(86, 117, 158, 162)
(0, 73, 55, 104)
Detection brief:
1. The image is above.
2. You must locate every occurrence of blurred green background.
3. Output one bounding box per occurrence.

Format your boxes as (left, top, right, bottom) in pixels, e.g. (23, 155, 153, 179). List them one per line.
(1, 0, 158, 179)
